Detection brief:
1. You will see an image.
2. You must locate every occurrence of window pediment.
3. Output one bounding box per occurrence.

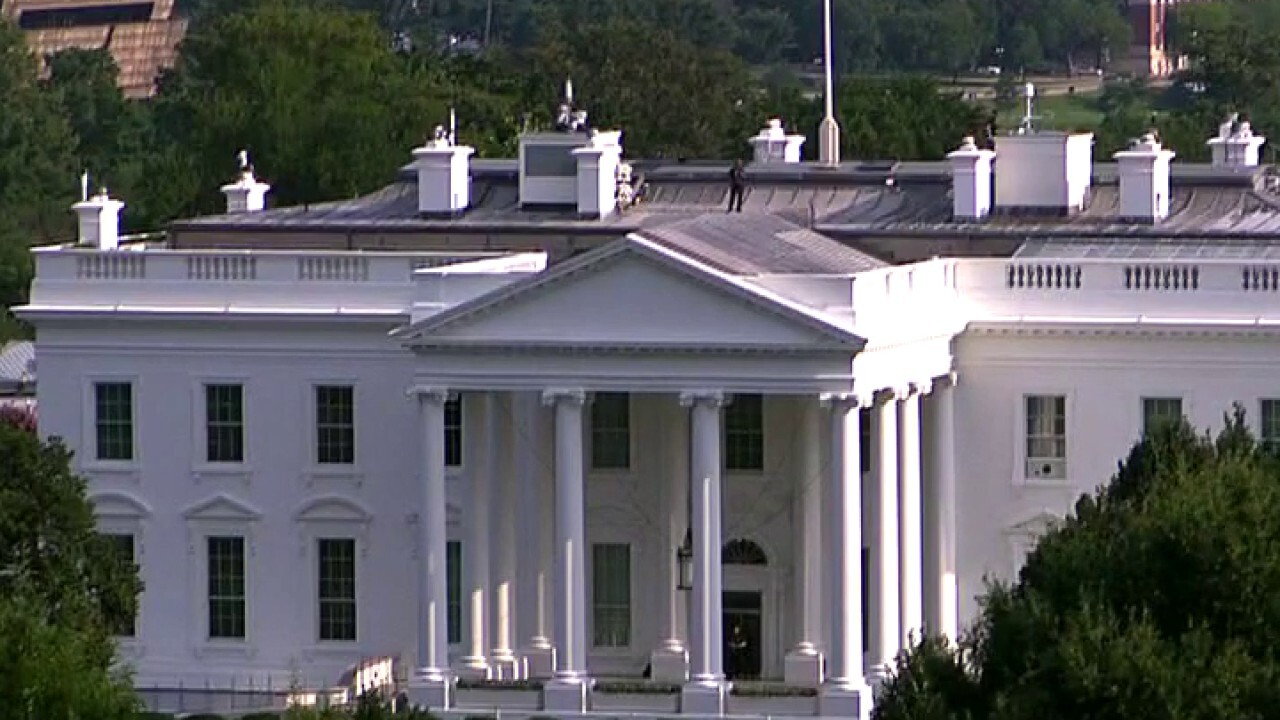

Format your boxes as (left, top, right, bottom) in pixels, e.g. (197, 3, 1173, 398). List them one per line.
(182, 493, 262, 521)
(1004, 510, 1063, 538)
(90, 490, 152, 519)
(294, 494, 372, 523)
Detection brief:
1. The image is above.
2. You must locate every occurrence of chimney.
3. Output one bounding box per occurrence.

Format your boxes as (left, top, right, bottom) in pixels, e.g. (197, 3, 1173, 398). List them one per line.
(1114, 133, 1175, 223)
(412, 126, 475, 217)
(993, 132, 1094, 214)
(946, 135, 995, 220)
(221, 173, 271, 215)
(1207, 113, 1266, 167)
(749, 119, 806, 164)
(72, 186, 125, 250)
(571, 130, 623, 219)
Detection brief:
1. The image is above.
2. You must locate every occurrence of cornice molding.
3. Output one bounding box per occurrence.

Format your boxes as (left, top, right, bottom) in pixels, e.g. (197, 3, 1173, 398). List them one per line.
(967, 322, 1280, 341)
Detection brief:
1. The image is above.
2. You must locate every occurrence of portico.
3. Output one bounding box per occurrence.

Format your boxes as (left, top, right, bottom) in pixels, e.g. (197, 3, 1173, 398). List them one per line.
(395, 233, 961, 717)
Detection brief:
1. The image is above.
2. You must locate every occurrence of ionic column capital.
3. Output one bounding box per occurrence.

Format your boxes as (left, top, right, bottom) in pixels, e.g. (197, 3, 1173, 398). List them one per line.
(407, 385, 451, 404)
(541, 388, 586, 407)
(908, 381, 932, 397)
(820, 392, 868, 411)
(679, 390, 727, 409)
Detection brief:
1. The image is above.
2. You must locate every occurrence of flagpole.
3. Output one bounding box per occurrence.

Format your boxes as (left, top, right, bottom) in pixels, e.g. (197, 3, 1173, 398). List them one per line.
(818, 0, 841, 166)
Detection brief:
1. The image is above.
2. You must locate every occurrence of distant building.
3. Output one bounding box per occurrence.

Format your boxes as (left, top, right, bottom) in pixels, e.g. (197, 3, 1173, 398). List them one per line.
(1, 0, 186, 98)
(1121, 0, 1197, 78)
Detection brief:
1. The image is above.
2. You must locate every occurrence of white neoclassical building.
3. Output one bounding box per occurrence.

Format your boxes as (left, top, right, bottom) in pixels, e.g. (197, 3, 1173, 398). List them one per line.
(21, 108, 1280, 718)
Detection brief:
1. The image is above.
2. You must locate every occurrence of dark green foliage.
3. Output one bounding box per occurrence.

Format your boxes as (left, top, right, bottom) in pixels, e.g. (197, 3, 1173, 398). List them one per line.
(874, 408, 1280, 720)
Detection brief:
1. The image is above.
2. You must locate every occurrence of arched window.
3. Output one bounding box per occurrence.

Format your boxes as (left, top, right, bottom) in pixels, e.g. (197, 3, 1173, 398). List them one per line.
(722, 538, 768, 566)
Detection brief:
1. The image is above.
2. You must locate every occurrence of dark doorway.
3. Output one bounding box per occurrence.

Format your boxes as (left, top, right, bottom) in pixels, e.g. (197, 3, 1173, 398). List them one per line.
(723, 590, 762, 680)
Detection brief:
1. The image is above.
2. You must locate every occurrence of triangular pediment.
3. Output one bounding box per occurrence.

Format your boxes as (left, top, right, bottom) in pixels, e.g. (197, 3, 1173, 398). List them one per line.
(1005, 510, 1063, 537)
(398, 238, 863, 352)
(182, 493, 262, 521)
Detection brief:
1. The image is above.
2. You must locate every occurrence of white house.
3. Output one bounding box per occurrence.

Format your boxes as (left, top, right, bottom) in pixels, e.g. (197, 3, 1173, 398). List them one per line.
(19, 110, 1280, 719)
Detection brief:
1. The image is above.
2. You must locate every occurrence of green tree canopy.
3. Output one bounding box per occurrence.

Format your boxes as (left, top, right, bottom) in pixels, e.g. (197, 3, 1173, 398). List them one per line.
(0, 410, 141, 719)
(875, 409, 1280, 720)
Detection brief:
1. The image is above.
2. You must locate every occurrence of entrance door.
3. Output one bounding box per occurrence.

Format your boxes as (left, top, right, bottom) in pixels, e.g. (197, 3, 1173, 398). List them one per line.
(723, 590, 762, 680)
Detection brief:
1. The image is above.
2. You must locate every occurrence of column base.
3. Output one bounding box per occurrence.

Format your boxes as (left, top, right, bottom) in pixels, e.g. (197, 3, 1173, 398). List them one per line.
(454, 656, 491, 680)
(681, 678, 727, 715)
(819, 679, 870, 720)
(865, 664, 894, 694)
(783, 644, 825, 688)
(650, 643, 689, 683)
(406, 671, 453, 710)
(489, 648, 521, 680)
(543, 675, 591, 712)
(520, 641, 556, 680)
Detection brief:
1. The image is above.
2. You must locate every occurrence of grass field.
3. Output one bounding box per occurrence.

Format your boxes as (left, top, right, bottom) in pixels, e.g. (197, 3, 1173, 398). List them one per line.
(996, 91, 1106, 132)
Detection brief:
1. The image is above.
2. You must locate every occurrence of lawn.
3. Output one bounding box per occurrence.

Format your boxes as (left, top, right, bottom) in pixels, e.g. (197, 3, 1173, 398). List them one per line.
(995, 90, 1105, 132)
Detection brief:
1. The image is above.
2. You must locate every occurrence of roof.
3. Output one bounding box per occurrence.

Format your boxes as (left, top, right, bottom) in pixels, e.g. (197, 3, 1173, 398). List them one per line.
(170, 157, 1280, 242)
(1016, 237, 1280, 261)
(635, 213, 886, 275)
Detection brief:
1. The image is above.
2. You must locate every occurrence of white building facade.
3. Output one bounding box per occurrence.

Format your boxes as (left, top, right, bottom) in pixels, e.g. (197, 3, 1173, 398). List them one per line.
(21, 117, 1280, 718)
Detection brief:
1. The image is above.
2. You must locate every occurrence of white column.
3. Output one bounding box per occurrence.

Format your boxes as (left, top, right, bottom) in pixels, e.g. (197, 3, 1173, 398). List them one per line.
(785, 396, 824, 686)
(542, 389, 589, 712)
(490, 393, 520, 678)
(651, 395, 690, 681)
(898, 386, 925, 648)
(516, 392, 555, 678)
(931, 374, 959, 642)
(819, 394, 870, 718)
(680, 391, 727, 715)
(458, 393, 492, 678)
(407, 387, 452, 709)
(870, 390, 900, 684)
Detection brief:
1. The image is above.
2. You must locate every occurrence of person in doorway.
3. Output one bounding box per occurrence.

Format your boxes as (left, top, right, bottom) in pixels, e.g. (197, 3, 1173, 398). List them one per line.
(727, 159, 746, 212)
(726, 620, 750, 678)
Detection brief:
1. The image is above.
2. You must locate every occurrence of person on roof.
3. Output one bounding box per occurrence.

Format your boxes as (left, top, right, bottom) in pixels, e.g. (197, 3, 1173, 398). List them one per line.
(727, 159, 746, 213)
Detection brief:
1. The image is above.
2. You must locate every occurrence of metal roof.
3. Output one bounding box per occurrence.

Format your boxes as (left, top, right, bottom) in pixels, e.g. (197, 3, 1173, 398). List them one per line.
(1016, 237, 1280, 261)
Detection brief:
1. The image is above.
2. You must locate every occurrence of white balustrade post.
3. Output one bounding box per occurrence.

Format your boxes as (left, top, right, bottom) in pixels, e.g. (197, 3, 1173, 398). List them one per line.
(785, 396, 825, 686)
(932, 374, 959, 643)
(819, 394, 871, 719)
(870, 390, 900, 686)
(542, 389, 590, 712)
(680, 391, 728, 715)
(406, 387, 453, 710)
(898, 386, 925, 648)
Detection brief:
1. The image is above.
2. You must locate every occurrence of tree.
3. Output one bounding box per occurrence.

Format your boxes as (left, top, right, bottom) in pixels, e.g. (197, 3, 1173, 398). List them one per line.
(149, 0, 449, 217)
(873, 409, 1280, 720)
(0, 409, 141, 719)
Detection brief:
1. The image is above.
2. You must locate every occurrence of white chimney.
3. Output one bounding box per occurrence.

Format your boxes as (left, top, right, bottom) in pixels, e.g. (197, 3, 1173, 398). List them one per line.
(221, 171, 271, 214)
(993, 132, 1094, 213)
(1207, 113, 1266, 167)
(571, 130, 623, 219)
(1114, 133, 1175, 223)
(749, 118, 806, 164)
(412, 129, 475, 217)
(946, 136, 995, 220)
(72, 187, 125, 250)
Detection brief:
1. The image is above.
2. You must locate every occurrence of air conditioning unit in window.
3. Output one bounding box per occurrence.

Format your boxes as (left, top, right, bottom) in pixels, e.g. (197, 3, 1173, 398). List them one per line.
(1026, 458, 1066, 480)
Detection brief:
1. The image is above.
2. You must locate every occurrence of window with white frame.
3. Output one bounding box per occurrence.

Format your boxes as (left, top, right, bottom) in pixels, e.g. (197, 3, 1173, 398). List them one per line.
(1261, 399, 1280, 447)
(103, 533, 137, 637)
(445, 397, 463, 468)
(446, 540, 461, 644)
(317, 538, 356, 641)
(1142, 396, 1183, 435)
(592, 543, 631, 648)
(725, 394, 764, 471)
(1024, 395, 1067, 480)
(205, 384, 245, 463)
(315, 385, 355, 465)
(207, 536, 246, 639)
(591, 392, 631, 470)
(94, 381, 134, 461)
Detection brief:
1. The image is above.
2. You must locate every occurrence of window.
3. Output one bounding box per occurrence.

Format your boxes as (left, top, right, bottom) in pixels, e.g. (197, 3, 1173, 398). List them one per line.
(859, 408, 871, 473)
(591, 393, 631, 470)
(592, 543, 631, 648)
(318, 538, 356, 641)
(94, 382, 134, 461)
(205, 384, 245, 463)
(444, 397, 462, 468)
(315, 385, 355, 465)
(446, 541, 461, 644)
(1142, 397, 1183, 435)
(725, 394, 764, 471)
(1024, 395, 1066, 480)
(207, 536, 246, 639)
(103, 533, 137, 637)
(1262, 399, 1280, 448)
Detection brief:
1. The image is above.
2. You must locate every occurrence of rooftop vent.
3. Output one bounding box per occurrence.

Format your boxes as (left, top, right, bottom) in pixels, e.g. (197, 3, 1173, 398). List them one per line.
(1207, 113, 1266, 168)
(412, 116, 474, 218)
(72, 172, 124, 250)
(220, 150, 271, 214)
(518, 79, 624, 218)
(749, 118, 805, 164)
(993, 83, 1093, 215)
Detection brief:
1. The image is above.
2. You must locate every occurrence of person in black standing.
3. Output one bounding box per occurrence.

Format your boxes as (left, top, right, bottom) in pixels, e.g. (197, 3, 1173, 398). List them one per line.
(727, 159, 746, 212)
